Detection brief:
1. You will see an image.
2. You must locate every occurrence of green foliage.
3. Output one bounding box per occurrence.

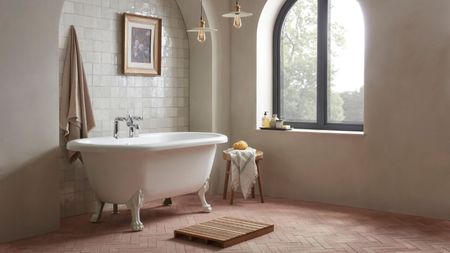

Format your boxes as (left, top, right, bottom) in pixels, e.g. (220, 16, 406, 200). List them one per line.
(339, 87, 364, 123)
(279, 0, 363, 124)
(328, 91, 344, 122)
(280, 0, 318, 122)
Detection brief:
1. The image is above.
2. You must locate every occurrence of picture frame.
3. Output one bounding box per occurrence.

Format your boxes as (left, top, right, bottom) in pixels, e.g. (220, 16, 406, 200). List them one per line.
(123, 13, 162, 76)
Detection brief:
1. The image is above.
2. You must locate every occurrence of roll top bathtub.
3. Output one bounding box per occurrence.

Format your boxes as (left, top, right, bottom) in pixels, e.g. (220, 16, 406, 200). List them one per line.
(67, 132, 228, 231)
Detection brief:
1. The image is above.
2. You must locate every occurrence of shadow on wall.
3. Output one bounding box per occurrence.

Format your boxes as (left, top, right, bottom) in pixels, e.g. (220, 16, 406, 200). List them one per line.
(0, 148, 61, 243)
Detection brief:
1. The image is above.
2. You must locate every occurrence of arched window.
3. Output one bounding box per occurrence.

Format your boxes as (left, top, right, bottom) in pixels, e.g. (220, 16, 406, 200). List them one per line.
(273, 0, 364, 131)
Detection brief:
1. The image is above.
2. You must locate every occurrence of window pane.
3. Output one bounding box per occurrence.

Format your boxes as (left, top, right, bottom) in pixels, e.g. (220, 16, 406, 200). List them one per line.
(328, 0, 364, 124)
(280, 0, 318, 123)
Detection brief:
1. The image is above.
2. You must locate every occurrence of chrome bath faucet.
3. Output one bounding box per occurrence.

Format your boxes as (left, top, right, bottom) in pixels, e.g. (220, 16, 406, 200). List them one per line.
(113, 115, 143, 139)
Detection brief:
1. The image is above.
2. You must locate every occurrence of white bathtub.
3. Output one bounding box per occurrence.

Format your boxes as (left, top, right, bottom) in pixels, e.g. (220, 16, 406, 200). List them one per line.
(67, 132, 228, 231)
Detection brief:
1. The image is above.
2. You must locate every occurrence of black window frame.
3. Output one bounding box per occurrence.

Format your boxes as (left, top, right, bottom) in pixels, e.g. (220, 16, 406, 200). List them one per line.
(273, 0, 364, 131)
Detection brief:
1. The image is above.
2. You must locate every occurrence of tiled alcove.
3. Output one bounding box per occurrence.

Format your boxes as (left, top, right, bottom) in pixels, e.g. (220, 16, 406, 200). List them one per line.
(58, 0, 189, 217)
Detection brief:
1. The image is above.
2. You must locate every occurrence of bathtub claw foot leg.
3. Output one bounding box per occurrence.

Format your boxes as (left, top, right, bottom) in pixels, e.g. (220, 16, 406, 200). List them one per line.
(126, 190, 144, 232)
(163, 198, 172, 206)
(90, 200, 105, 223)
(198, 178, 212, 213)
(113, 204, 119, 214)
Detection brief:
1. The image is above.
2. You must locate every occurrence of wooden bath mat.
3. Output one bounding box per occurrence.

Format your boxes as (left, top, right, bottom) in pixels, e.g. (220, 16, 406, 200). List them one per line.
(174, 217, 274, 248)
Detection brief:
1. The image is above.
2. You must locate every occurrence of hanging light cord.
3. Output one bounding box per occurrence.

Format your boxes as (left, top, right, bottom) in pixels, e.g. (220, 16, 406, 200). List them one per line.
(200, 0, 203, 20)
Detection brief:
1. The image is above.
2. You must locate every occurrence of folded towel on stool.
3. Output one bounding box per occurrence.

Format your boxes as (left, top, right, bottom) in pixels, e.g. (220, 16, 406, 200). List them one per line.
(225, 147, 258, 199)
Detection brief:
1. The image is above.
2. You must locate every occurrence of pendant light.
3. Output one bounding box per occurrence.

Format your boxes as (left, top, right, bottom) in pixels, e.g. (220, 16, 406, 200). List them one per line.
(187, 0, 217, 43)
(222, 0, 253, 29)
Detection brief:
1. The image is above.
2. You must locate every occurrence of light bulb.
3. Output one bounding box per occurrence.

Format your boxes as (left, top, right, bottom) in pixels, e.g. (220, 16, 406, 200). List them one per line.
(197, 18, 207, 43)
(233, 15, 242, 29)
(197, 29, 206, 43)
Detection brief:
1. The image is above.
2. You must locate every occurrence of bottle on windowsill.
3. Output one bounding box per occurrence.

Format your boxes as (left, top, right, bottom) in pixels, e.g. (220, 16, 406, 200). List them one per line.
(262, 111, 271, 128)
(270, 114, 279, 128)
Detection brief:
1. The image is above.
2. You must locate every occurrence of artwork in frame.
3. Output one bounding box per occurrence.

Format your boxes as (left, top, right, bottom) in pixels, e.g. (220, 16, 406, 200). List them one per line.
(123, 13, 162, 76)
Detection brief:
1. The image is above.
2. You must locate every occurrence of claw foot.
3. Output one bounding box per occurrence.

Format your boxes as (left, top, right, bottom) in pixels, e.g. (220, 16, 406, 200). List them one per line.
(202, 203, 212, 213)
(131, 220, 144, 231)
(126, 189, 144, 232)
(163, 198, 172, 206)
(198, 178, 212, 213)
(90, 213, 100, 223)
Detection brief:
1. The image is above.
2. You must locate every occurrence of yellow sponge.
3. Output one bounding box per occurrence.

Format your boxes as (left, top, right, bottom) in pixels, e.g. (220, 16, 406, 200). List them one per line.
(233, 140, 248, 150)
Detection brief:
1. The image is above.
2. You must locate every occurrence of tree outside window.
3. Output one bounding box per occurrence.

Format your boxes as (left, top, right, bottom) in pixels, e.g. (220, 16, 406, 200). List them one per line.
(275, 0, 364, 130)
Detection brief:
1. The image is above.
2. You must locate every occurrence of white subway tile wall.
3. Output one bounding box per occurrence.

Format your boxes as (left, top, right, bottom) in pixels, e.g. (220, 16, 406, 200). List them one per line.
(59, 0, 189, 217)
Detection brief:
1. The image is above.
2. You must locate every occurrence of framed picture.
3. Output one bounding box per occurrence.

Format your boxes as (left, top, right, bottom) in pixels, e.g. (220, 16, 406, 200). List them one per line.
(123, 13, 162, 76)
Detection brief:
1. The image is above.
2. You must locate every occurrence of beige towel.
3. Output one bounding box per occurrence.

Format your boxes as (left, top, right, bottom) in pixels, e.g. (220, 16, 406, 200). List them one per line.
(225, 147, 258, 199)
(60, 26, 95, 162)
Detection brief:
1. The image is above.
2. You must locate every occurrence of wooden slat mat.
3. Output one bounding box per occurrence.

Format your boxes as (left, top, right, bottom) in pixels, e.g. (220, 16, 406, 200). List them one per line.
(174, 217, 274, 248)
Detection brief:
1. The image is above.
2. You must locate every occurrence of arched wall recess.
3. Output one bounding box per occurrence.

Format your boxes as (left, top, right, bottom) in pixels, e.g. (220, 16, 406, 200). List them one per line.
(55, 0, 231, 212)
(57, 0, 229, 218)
(57, 0, 193, 217)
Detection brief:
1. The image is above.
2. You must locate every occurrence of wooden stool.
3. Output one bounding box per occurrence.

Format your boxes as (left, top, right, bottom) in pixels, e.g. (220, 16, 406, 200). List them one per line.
(222, 150, 264, 205)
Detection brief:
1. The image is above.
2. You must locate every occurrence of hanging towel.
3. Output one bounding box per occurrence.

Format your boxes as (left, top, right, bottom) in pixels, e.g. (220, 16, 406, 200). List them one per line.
(225, 147, 258, 199)
(59, 25, 95, 162)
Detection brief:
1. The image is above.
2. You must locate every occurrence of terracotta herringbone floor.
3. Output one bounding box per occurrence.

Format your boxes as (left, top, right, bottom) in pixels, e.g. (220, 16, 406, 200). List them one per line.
(1, 195, 449, 253)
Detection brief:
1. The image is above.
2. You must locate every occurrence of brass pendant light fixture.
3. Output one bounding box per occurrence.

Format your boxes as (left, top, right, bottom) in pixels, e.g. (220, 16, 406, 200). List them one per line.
(222, 0, 253, 29)
(187, 0, 217, 43)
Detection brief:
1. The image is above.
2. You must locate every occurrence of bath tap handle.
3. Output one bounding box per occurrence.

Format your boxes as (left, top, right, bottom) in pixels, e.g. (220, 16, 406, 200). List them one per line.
(124, 115, 143, 138)
(126, 115, 143, 126)
(115, 116, 127, 121)
(128, 115, 143, 121)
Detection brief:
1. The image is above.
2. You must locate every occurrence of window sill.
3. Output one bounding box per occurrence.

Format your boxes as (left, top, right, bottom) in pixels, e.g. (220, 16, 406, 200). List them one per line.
(255, 128, 365, 136)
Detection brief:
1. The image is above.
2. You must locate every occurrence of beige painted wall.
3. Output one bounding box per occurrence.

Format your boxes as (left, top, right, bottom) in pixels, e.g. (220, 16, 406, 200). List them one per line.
(229, 0, 450, 220)
(0, 0, 64, 242)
